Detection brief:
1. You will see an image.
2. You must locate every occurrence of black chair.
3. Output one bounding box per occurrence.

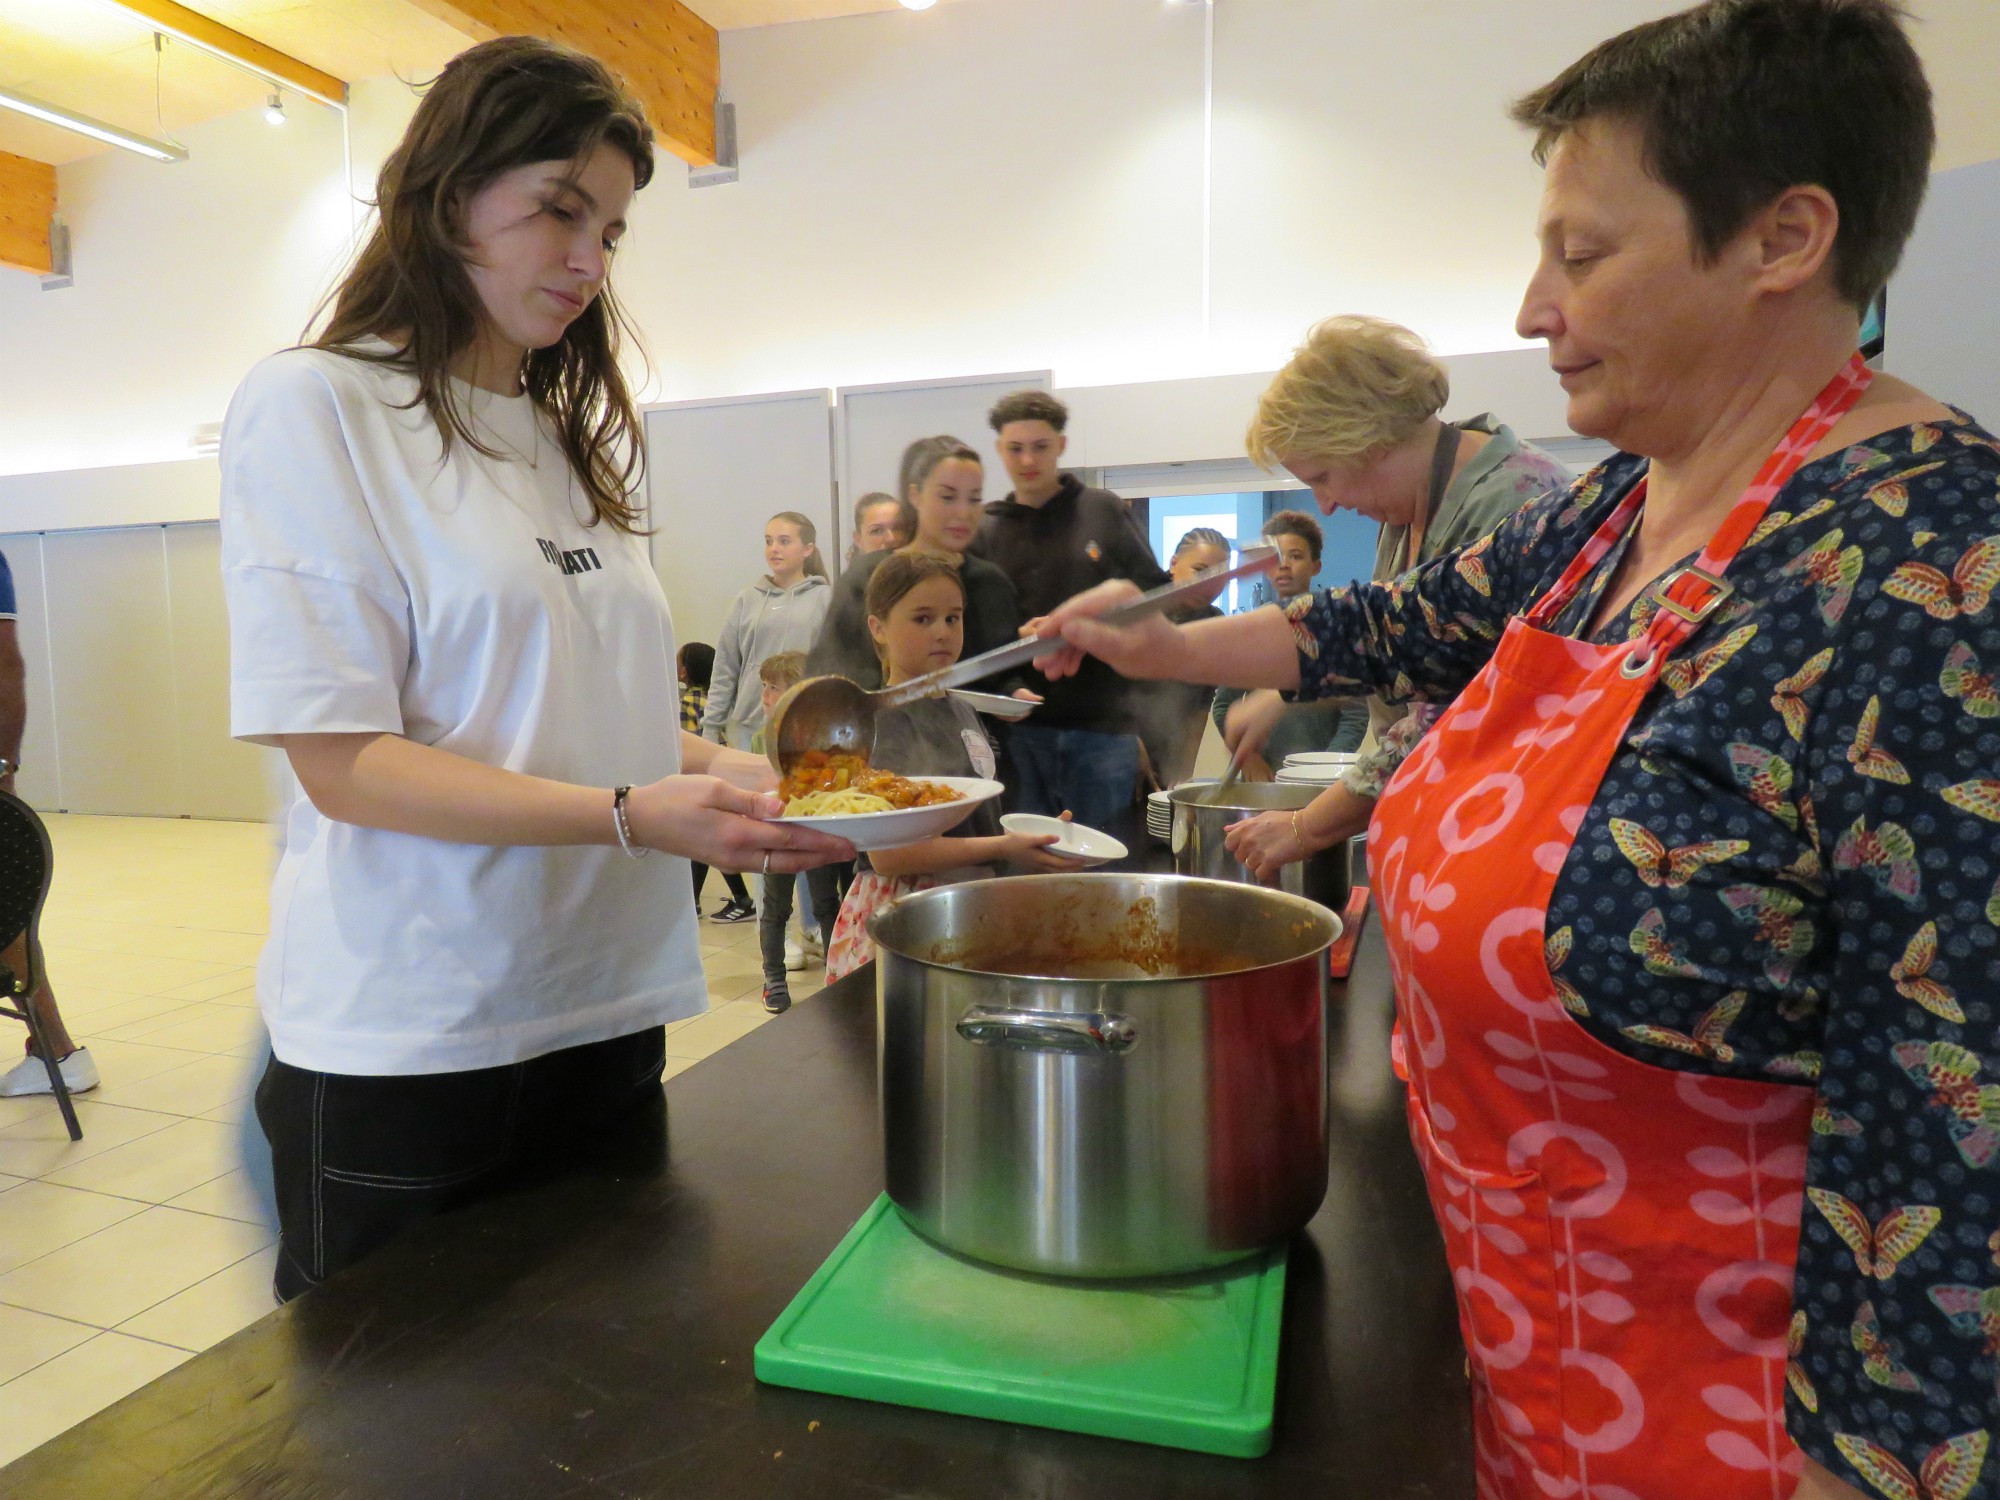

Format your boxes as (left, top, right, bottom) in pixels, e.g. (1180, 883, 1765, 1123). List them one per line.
(0, 788, 79, 1142)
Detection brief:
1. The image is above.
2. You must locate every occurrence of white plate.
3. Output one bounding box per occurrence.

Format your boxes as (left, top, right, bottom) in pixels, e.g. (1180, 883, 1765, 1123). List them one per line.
(948, 689, 1036, 722)
(774, 776, 1002, 851)
(1277, 768, 1346, 785)
(1000, 813, 1128, 867)
(1282, 752, 1356, 766)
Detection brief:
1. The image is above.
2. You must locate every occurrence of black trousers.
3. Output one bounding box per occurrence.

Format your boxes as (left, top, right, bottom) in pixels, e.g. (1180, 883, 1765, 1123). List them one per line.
(255, 1027, 667, 1302)
(691, 861, 750, 907)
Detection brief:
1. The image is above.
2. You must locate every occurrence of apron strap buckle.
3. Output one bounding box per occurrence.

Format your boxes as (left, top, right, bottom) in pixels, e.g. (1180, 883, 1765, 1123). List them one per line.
(1650, 564, 1735, 625)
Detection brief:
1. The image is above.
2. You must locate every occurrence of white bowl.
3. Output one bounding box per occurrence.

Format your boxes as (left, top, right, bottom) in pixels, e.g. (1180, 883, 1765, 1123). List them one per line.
(948, 689, 1036, 722)
(1000, 813, 1128, 868)
(774, 776, 1001, 851)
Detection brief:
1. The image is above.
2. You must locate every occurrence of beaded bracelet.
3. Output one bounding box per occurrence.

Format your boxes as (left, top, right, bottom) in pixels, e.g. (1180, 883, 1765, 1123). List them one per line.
(612, 785, 650, 859)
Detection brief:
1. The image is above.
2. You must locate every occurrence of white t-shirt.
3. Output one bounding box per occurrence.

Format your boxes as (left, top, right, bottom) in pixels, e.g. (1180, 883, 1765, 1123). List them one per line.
(220, 345, 706, 1075)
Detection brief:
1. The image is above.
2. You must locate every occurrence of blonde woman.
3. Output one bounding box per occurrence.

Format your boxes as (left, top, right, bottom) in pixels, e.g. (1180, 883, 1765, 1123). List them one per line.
(1222, 316, 1569, 876)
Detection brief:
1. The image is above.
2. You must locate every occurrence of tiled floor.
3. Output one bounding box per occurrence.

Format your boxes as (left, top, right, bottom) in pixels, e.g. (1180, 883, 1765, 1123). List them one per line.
(0, 814, 821, 1470)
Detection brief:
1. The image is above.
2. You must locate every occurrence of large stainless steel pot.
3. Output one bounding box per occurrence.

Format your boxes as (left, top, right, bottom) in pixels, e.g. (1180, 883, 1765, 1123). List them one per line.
(870, 873, 1339, 1278)
(1169, 781, 1351, 914)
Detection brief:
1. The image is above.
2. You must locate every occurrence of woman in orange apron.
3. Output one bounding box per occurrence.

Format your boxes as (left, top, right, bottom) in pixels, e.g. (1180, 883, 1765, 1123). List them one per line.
(1037, 5, 1997, 1497)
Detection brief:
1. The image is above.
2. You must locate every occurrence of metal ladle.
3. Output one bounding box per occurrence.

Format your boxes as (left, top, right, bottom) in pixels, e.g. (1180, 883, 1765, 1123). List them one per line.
(766, 546, 1278, 775)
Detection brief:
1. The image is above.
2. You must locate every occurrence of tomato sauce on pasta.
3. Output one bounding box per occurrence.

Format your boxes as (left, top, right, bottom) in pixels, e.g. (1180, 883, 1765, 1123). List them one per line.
(780, 750, 965, 816)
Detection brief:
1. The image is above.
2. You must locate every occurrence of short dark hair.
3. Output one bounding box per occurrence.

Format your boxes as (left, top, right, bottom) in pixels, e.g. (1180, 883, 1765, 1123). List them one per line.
(1263, 508, 1323, 563)
(1172, 526, 1232, 562)
(988, 390, 1069, 434)
(1511, 0, 1933, 307)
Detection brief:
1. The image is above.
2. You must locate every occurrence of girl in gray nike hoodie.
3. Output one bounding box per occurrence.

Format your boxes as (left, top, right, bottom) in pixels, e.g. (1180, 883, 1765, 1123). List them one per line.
(701, 511, 833, 747)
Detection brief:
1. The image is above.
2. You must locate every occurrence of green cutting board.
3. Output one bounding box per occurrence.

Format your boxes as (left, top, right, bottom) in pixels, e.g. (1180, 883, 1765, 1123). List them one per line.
(753, 1194, 1287, 1458)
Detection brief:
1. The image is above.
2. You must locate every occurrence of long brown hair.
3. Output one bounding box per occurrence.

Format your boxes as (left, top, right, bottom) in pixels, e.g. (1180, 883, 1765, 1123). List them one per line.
(311, 37, 656, 532)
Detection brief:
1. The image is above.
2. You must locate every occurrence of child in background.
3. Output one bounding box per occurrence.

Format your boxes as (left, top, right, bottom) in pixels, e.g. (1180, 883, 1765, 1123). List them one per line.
(678, 642, 755, 922)
(753, 652, 843, 1012)
(823, 554, 1071, 983)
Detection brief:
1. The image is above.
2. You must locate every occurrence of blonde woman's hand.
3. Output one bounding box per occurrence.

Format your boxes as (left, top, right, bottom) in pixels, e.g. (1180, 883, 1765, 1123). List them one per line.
(622, 775, 851, 873)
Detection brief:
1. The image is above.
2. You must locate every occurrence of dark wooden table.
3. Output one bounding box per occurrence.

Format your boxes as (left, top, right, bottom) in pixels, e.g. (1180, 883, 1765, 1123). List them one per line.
(0, 922, 1472, 1500)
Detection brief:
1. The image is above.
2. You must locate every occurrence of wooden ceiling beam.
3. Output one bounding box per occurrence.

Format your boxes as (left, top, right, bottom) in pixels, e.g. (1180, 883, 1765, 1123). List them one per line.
(403, 0, 720, 167)
(99, 0, 349, 108)
(0, 150, 57, 276)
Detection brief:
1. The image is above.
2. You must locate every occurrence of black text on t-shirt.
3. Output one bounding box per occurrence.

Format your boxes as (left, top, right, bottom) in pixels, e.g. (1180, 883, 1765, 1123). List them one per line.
(538, 538, 602, 576)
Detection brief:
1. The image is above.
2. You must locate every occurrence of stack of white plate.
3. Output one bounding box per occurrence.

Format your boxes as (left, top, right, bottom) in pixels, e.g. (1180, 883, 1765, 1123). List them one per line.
(1150, 778, 1216, 842)
(1276, 751, 1355, 787)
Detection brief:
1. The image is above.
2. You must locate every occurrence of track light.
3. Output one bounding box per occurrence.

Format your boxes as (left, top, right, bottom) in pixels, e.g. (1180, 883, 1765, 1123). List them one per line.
(264, 91, 286, 126)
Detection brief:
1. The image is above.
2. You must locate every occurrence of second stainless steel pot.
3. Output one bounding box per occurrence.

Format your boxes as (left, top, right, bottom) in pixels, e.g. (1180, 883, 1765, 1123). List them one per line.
(1169, 780, 1352, 914)
(871, 874, 1339, 1279)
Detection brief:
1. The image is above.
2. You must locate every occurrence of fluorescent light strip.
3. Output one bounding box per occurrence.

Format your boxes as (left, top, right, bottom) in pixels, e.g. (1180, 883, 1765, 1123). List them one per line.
(0, 84, 187, 162)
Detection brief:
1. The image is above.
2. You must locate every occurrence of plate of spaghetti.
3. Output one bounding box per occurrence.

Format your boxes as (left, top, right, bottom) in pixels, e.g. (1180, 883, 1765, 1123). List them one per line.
(775, 751, 1001, 851)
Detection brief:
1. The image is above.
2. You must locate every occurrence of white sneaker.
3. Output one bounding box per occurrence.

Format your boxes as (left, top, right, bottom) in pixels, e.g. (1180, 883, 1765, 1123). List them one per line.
(784, 938, 807, 972)
(802, 930, 825, 963)
(0, 1047, 99, 1098)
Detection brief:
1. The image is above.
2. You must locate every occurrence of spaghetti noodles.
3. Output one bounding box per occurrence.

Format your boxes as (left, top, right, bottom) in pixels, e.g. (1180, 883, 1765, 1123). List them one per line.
(784, 788, 894, 817)
(780, 750, 964, 815)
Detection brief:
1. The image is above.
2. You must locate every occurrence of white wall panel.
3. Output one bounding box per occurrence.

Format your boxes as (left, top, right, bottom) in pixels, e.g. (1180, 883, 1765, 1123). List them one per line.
(164, 524, 277, 821)
(644, 390, 835, 647)
(0, 459, 221, 535)
(835, 373, 1050, 547)
(43, 528, 179, 816)
(0, 534, 62, 811)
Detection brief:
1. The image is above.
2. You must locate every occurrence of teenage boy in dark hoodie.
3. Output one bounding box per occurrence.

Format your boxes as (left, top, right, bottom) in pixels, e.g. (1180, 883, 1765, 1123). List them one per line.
(971, 391, 1168, 839)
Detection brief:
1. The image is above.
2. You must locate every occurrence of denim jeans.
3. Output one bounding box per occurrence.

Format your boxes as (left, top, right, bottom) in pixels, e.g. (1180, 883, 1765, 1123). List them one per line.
(1006, 725, 1142, 842)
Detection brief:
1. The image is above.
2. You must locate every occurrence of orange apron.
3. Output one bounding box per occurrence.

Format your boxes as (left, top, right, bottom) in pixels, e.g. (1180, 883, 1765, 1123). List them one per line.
(1370, 355, 1872, 1498)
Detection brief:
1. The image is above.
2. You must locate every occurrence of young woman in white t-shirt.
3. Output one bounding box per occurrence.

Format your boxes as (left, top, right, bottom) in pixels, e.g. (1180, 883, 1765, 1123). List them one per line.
(220, 37, 850, 1300)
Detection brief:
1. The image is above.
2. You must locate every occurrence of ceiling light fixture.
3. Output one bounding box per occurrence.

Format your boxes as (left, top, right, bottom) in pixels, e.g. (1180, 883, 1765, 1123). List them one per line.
(0, 84, 188, 162)
(264, 91, 286, 126)
(900, 0, 937, 10)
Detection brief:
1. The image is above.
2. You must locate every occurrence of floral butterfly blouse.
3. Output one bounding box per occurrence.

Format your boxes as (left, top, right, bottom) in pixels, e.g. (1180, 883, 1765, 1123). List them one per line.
(1288, 413, 2000, 1497)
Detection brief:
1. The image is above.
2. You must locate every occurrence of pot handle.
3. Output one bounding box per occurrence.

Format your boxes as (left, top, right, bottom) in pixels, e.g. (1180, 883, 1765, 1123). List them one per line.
(955, 1007, 1138, 1055)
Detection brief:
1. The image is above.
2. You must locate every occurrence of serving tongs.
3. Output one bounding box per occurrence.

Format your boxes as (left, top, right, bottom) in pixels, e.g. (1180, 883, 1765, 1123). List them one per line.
(766, 546, 1278, 773)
